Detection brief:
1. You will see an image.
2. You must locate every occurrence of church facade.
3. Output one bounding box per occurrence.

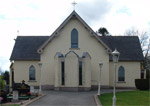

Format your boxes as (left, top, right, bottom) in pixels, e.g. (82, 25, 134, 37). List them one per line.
(10, 11, 143, 91)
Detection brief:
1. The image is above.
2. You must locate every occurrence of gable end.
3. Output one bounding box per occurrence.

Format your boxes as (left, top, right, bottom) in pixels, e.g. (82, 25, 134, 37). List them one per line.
(37, 11, 111, 54)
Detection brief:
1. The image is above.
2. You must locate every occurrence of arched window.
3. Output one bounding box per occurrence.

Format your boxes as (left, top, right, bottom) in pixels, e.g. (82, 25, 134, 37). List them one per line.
(79, 61, 82, 85)
(29, 65, 36, 80)
(118, 66, 125, 81)
(71, 28, 78, 48)
(61, 61, 65, 85)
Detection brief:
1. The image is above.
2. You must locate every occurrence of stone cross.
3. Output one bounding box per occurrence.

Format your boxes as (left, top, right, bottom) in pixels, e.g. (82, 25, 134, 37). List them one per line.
(72, 1, 77, 10)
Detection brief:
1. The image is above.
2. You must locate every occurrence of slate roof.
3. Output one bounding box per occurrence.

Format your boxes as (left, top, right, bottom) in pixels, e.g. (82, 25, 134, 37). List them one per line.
(10, 36, 144, 61)
(99, 36, 144, 61)
(10, 36, 49, 61)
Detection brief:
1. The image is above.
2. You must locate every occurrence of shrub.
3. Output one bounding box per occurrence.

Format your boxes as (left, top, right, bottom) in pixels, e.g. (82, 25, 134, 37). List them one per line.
(146, 70, 150, 79)
(135, 79, 150, 90)
(0, 90, 7, 103)
(0, 76, 5, 90)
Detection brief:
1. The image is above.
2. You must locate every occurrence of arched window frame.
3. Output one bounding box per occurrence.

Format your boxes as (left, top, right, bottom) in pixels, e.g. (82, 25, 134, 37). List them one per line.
(71, 28, 78, 48)
(79, 60, 82, 85)
(29, 65, 36, 81)
(118, 66, 125, 82)
(61, 61, 65, 85)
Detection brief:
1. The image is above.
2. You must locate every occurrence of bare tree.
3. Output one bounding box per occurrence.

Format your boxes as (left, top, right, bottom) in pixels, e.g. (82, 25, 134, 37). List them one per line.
(0, 67, 2, 75)
(145, 39, 150, 57)
(125, 28, 150, 56)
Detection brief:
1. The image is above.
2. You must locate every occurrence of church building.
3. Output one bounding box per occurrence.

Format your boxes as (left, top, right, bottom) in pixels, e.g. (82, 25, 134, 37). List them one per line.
(10, 11, 143, 91)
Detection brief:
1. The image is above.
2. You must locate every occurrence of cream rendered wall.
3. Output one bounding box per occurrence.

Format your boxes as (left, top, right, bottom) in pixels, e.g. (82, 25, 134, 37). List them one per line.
(109, 61, 141, 87)
(54, 55, 61, 88)
(83, 53, 91, 87)
(54, 52, 91, 88)
(14, 61, 40, 86)
(41, 19, 109, 86)
(65, 52, 79, 87)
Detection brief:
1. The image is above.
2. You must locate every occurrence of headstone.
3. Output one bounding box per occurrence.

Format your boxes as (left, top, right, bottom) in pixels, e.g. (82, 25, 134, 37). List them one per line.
(17, 80, 30, 96)
(30, 86, 34, 93)
(13, 80, 30, 97)
(12, 91, 19, 102)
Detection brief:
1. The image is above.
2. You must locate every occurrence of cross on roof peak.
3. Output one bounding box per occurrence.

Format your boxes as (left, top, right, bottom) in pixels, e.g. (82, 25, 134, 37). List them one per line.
(71, 1, 77, 11)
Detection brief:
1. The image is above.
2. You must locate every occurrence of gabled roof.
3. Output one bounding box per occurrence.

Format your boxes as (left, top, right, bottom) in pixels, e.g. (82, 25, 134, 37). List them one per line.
(99, 36, 144, 61)
(10, 36, 144, 61)
(10, 36, 49, 61)
(37, 11, 111, 54)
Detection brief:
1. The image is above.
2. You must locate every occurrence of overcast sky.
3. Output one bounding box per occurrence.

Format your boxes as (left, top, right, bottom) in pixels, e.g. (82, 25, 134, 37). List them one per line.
(0, 0, 150, 71)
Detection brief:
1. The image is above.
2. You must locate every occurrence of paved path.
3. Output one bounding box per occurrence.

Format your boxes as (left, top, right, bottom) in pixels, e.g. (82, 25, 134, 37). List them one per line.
(28, 89, 134, 106)
(28, 90, 97, 106)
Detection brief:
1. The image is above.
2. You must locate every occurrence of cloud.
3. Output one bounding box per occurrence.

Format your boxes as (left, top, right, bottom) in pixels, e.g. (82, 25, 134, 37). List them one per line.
(0, 14, 6, 19)
(81, 0, 150, 35)
(0, 56, 10, 71)
(116, 6, 131, 15)
(77, 0, 113, 24)
(27, 3, 40, 10)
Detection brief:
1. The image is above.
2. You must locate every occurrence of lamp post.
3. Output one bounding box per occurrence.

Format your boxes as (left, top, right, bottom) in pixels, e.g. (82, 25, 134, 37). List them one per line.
(97, 62, 103, 95)
(112, 49, 120, 106)
(38, 62, 42, 93)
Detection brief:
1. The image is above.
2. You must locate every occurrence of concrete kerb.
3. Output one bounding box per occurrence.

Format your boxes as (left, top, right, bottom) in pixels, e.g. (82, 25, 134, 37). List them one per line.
(94, 95, 102, 106)
(21, 93, 45, 106)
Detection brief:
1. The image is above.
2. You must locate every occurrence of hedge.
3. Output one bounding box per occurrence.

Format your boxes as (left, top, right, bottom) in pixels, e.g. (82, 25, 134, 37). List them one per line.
(135, 79, 150, 90)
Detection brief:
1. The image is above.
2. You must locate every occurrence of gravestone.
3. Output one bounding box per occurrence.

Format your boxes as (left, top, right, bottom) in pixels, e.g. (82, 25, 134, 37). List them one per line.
(12, 91, 18, 102)
(18, 80, 30, 96)
(13, 80, 30, 96)
(30, 86, 34, 93)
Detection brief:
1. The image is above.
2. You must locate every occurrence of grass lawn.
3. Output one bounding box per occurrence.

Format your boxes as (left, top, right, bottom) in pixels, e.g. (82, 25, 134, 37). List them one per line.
(99, 90, 150, 106)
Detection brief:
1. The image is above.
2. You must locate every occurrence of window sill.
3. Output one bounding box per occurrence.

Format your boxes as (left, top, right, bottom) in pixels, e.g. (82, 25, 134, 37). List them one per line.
(117, 81, 126, 83)
(69, 48, 80, 50)
(28, 80, 37, 82)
